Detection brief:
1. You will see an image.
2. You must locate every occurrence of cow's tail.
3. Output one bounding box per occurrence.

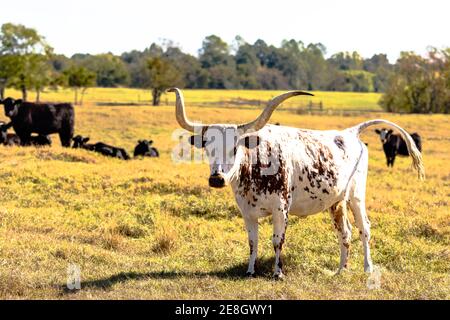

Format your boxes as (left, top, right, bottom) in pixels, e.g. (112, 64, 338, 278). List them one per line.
(350, 119, 425, 180)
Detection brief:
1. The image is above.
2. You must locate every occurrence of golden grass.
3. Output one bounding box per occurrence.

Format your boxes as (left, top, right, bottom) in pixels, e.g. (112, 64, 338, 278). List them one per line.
(0, 89, 448, 299)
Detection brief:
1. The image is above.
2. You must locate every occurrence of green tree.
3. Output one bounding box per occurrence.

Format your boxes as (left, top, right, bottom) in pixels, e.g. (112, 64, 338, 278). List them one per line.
(380, 49, 450, 114)
(72, 53, 129, 87)
(147, 56, 183, 106)
(63, 66, 96, 105)
(0, 54, 19, 99)
(28, 54, 55, 102)
(199, 35, 238, 88)
(234, 38, 260, 88)
(199, 35, 232, 68)
(0, 23, 52, 100)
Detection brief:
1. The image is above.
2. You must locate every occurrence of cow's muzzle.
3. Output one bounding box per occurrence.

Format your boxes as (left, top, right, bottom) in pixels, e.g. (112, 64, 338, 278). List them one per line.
(209, 174, 226, 188)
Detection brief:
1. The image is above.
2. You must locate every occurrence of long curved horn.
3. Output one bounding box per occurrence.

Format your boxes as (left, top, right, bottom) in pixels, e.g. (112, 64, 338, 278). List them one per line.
(238, 91, 313, 133)
(167, 88, 198, 133)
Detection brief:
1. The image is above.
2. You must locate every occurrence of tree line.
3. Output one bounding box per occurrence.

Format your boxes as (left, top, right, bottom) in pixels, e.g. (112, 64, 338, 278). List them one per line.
(0, 23, 448, 113)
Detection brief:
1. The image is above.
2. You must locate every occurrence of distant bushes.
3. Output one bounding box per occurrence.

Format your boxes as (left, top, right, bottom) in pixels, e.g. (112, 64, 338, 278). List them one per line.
(380, 49, 450, 114)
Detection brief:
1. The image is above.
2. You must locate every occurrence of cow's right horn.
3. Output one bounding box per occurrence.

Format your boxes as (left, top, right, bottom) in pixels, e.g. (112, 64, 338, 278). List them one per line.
(167, 88, 199, 133)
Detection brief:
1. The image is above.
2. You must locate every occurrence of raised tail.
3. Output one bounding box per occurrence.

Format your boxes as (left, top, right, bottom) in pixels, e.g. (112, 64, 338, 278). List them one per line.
(349, 119, 425, 180)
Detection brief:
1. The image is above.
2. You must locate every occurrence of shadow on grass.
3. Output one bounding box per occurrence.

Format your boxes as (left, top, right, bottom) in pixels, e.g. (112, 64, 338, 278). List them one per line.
(61, 257, 278, 294)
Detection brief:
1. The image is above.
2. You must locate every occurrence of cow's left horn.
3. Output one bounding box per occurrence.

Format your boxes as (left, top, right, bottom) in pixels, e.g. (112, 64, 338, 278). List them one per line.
(167, 88, 198, 133)
(238, 91, 313, 133)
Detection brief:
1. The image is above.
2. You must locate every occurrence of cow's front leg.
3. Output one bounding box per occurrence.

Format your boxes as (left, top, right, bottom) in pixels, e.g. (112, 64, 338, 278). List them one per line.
(19, 133, 31, 146)
(243, 216, 258, 277)
(272, 208, 288, 280)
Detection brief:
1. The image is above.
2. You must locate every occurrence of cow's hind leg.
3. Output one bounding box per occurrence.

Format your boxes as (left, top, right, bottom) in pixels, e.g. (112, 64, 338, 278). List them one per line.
(243, 216, 258, 277)
(272, 208, 288, 279)
(349, 194, 373, 273)
(330, 201, 352, 273)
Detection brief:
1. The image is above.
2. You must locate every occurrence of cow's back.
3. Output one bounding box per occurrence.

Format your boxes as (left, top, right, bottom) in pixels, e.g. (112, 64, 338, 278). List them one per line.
(233, 125, 366, 217)
(14, 102, 74, 135)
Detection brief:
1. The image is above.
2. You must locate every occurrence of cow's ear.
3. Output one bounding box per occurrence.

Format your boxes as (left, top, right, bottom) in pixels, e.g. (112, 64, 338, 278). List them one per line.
(189, 135, 205, 148)
(388, 129, 393, 135)
(149, 140, 153, 145)
(83, 137, 90, 143)
(375, 129, 381, 134)
(14, 99, 23, 106)
(243, 135, 260, 149)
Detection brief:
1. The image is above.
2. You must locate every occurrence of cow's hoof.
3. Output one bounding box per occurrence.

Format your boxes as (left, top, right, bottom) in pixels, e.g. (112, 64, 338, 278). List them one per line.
(364, 265, 374, 273)
(246, 272, 256, 278)
(273, 273, 284, 281)
(335, 267, 349, 276)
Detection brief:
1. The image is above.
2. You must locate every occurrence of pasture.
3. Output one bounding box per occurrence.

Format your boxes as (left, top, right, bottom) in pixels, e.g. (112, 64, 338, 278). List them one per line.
(0, 88, 448, 299)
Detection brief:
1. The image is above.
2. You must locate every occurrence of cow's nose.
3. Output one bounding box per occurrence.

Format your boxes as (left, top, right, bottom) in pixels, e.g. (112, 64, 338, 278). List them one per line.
(209, 174, 225, 188)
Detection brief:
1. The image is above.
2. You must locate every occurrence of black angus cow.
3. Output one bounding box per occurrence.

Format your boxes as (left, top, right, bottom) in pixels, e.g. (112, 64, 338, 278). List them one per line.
(72, 135, 95, 150)
(375, 128, 422, 167)
(0, 97, 74, 147)
(0, 122, 51, 146)
(72, 135, 130, 160)
(133, 140, 159, 158)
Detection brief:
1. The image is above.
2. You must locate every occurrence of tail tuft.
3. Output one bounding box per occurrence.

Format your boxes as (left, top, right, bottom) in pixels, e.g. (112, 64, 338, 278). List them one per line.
(352, 119, 425, 180)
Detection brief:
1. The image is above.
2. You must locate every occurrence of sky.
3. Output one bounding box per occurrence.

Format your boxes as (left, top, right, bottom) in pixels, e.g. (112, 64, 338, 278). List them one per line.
(0, 0, 449, 62)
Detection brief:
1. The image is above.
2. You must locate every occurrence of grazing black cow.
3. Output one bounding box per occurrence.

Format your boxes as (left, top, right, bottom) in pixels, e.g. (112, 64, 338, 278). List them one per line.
(0, 122, 51, 146)
(133, 140, 160, 158)
(72, 135, 130, 160)
(0, 97, 74, 147)
(375, 128, 422, 167)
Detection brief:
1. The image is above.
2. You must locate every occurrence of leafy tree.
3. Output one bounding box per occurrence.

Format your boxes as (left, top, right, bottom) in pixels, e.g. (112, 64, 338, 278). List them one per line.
(0, 23, 52, 100)
(0, 54, 19, 99)
(363, 54, 393, 92)
(63, 66, 96, 105)
(199, 35, 232, 68)
(256, 67, 289, 89)
(147, 56, 183, 106)
(301, 43, 329, 90)
(380, 49, 450, 113)
(329, 51, 364, 71)
(28, 54, 55, 102)
(72, 53, 129, 87)
(164, 46, 205, 88)
(121, 49, 151, 88)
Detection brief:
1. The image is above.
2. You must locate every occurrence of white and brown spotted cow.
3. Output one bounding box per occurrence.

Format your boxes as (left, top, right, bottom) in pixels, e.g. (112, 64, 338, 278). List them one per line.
(168, 88, 425, 279)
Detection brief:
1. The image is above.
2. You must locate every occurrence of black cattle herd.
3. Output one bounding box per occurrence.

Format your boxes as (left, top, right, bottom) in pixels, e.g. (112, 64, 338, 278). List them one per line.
(0, 98, 159, 160)
(0, 97, 423, 166)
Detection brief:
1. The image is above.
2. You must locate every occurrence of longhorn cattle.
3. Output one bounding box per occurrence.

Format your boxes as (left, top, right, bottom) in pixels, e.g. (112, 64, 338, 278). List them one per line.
(168, 88, 425, 279)
(375, 128, 422, 167)
(0, 97, 74, 147)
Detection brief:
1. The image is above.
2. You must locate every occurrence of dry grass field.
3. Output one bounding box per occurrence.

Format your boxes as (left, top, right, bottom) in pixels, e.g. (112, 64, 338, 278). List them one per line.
(0, 88, 448, 299)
